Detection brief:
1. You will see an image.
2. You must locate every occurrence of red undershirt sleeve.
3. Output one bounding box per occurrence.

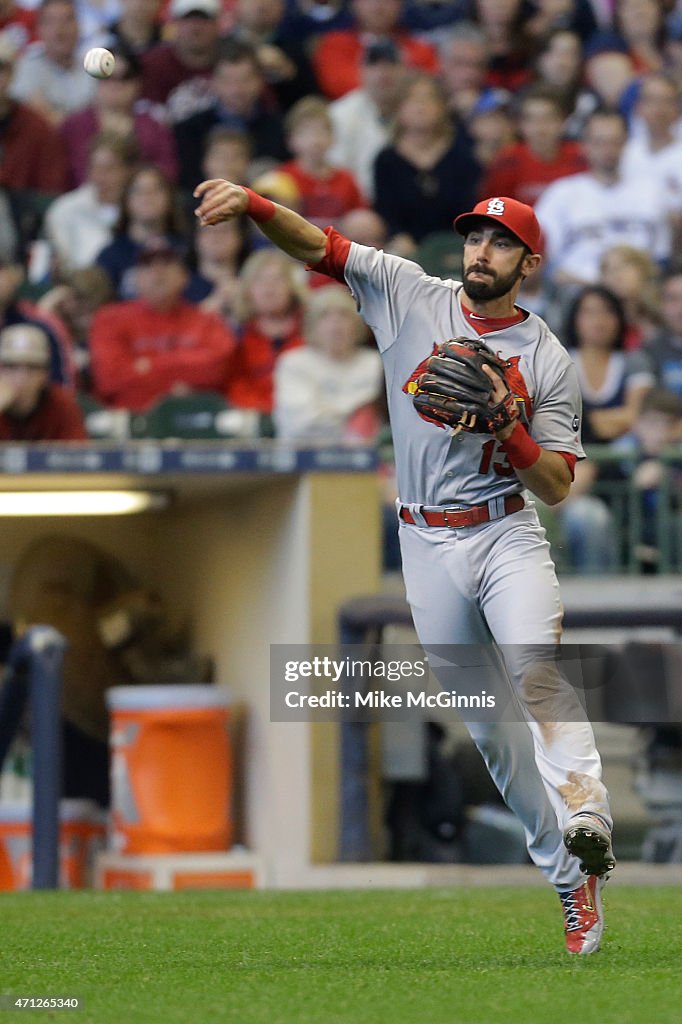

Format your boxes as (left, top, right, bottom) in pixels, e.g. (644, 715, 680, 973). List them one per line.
(306, 227, 352, 283)
(556, 451, 577, 480)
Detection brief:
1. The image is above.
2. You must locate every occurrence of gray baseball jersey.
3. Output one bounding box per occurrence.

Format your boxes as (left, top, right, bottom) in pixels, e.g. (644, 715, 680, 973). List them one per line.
(342, 243, 584, 505)
(334, 240, 611, 893)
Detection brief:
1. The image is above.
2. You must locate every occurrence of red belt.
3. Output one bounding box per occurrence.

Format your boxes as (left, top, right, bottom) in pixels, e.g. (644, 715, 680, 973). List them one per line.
(399, 493, 525, 529)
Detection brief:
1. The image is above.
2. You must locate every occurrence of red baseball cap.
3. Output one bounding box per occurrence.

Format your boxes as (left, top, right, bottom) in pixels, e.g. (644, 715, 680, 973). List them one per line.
(454, 197, 542, 253)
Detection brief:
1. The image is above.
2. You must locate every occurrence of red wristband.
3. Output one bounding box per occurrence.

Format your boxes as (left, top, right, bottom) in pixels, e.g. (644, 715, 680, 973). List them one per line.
(500, 421, 541, 469)
(243, 187, 276, 223)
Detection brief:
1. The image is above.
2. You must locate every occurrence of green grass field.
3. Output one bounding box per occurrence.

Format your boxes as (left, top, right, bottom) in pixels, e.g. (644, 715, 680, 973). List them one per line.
(0, 887, 679, 1024)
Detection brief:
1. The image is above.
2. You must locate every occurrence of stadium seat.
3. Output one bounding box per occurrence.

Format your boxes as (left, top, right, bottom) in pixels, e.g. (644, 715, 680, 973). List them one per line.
(129, 392, 268, 440)
(77, 394, 130, 441)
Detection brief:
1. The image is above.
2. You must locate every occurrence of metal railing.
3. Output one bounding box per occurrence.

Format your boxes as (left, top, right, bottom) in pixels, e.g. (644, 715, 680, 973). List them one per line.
(0, 627, 66, 889)
(559, 444, 682, 575)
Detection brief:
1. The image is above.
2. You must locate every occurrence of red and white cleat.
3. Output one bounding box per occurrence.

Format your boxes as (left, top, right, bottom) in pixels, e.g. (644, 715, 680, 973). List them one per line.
(558, 875, 606, 955)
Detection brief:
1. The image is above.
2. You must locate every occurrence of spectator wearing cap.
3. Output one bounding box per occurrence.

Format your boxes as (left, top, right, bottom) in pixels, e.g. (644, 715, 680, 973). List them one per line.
(90, 240, 235, 411)
(312, 0, 437, 101)
(45, 133, 137, 276)
(277, 96, 366, 229)
(229, 0, 318, 112)
(373, 73, 480, 255)
(535, 109, 671, 287)
(328, 39, 406, 202)
(438, 22, 509, 125)
(61, 46, 178, 187)
(0, 324, 86, 440)
(0, 30, 68, 193)
(11, 0, 97, 126)
(103, 0, 162, 57)
(0, 261, 74, 386)
(174, 39, 287, 192)
(141, 0, 221, 123)
(480, 85, 588, 207)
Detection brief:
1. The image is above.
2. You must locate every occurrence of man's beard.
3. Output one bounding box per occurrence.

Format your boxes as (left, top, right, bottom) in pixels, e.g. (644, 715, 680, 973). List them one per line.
(462, 253, 526, 301)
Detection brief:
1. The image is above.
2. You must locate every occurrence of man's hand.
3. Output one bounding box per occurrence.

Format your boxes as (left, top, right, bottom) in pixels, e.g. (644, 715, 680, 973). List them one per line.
(482, 364, 517, 440)
(195, 178, 327, 264)
(194, 179, 249, 227)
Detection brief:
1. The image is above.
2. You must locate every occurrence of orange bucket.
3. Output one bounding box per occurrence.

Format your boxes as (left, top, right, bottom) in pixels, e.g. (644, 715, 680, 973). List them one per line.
(0, 800, 106, 890)
(106, 685, 232, 854)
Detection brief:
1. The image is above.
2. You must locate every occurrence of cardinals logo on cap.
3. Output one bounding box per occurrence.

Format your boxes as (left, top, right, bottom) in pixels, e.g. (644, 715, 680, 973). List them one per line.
(486, 198, 506, 216)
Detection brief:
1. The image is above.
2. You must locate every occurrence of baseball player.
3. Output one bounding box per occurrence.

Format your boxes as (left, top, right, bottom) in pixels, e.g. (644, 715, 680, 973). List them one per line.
(194, 180, 616, 955)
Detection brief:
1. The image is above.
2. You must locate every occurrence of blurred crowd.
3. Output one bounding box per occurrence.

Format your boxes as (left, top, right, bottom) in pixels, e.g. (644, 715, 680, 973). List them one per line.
(0, 0, 681, 570)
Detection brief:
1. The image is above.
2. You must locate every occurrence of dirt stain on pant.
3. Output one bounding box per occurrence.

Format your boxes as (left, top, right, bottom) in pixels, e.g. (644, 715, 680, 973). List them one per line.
(520, 661, 586, 742)
(559, 770, 604, 811)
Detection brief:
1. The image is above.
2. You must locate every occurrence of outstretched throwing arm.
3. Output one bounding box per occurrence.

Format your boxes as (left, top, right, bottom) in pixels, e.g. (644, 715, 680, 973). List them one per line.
(194, 179, 328, 266)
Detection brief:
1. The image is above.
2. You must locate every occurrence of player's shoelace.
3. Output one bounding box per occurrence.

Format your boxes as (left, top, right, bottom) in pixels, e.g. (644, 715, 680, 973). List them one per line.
(559, 887, 589, 932)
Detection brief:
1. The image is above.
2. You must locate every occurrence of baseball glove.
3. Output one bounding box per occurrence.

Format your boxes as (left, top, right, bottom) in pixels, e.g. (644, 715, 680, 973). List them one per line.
(409, 337, 519, 434)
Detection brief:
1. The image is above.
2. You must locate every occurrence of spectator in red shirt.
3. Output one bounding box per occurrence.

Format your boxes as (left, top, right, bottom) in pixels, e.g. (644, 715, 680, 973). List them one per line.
(481, 85, 588, 206)
(141, 0, 221, 123)
(313, 0, 437, 101)
(0, 31, 68, 193)
(90, 240, 235, 411)
(278, 96, 366, 229)
(227, 248, 306, 413)
(0, 323, 86, 441)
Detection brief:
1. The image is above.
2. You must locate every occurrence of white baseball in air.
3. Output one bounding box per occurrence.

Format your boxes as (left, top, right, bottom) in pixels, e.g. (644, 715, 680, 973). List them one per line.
(83, 47, 115, 79)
